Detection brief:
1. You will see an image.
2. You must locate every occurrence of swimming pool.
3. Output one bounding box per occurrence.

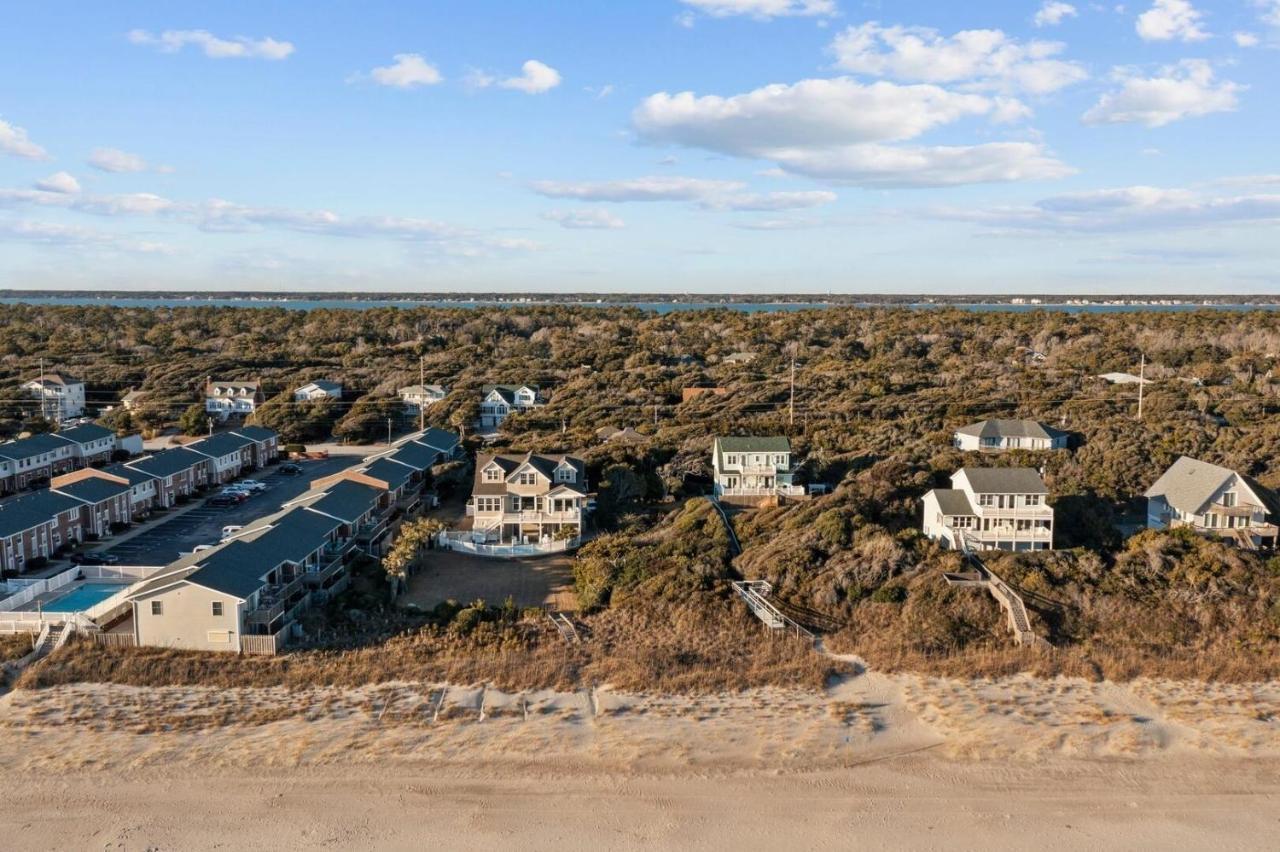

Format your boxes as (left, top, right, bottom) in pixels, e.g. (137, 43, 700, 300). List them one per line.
(32, 582, 129, 613)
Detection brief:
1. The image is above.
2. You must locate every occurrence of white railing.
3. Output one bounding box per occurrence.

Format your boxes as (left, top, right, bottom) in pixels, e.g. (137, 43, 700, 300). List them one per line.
(719, 485, 806, 497)
(0, 566, 80, 612)
(437, 531, 580, 558)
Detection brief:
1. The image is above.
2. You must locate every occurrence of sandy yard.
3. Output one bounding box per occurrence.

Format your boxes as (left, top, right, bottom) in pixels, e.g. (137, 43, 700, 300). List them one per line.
(0, 658, 1277, 849)
(399, 549, 577, 612)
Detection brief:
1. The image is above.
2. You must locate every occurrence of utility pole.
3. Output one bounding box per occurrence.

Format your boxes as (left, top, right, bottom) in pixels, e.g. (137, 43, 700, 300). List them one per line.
(654, 403, 659, 427)
(418, 355, 425, 432)
(207, 416, 213, 436)
(387, 417, 393, 445)
(1136, 352, 1146, 422)
(789, 356, 796, 428)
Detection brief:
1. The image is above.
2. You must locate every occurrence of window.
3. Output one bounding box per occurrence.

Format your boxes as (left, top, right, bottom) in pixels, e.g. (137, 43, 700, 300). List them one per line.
(151, 601, 163, 616)
(1221, 492, 1237, 508)
(978, 494, 995, 507)
(725, 454, 738, 465)
(1025, 495, 1041, 506)
(483, 466, 502, 482)
(556, 467, 574, 482)
(211, 601, 223, 617)
(518, 472, 536, 485)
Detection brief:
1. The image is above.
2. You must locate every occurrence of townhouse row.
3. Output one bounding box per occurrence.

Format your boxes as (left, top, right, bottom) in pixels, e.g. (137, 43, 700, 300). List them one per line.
(124, 426, 462, 653)
(0, 426, 280, 575)
(0, 423, 141, 494)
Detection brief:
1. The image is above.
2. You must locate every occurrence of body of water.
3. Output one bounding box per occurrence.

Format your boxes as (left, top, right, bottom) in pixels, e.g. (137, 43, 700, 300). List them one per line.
(0, 296, 1276, 314)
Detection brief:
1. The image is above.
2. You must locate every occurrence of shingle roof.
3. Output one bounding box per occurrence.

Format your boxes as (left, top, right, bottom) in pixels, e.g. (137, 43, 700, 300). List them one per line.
(361, 458, 414, 490)
(236, 508, 342, 567)
(0, 491, 83, 537)
(25, 372, 80, 386)
(413, 427, 460, 454)
(957, 467, 1048, 494)
(1144, 456, 1245, 515)
(387, 441, 440, 472)
(56, 423, 116, 445)
(102, 463, 157, 488)
(230, 425, 277, 443)
(185, 542, 275, 600)
(305, 479, 383, 524)
(125, 448, 208, 479)
(714, 436, 791, 468)
(954, 419, 1066, 441)
(928, 488, 976, 516)
(186, 432, 255, 459)
(297, 380, 342, 393)
(0, 433, 74, 462)
(53, 477, 130, 505)
(472, 453, 586, 496)
(482, 384, 540, 404)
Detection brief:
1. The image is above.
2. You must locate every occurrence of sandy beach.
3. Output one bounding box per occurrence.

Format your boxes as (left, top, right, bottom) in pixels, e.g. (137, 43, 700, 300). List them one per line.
(2, 660, 1278, 849)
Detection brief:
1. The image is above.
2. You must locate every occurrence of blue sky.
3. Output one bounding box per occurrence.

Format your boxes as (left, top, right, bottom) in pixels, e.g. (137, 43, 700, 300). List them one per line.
(1, 0, 1278, 294)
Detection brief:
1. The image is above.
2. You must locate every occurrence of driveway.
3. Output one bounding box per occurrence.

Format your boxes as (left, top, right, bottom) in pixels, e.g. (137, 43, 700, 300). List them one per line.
(101, 456, 360, 566)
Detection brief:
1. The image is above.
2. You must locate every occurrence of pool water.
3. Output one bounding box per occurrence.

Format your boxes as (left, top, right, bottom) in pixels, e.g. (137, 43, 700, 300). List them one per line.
(41, 582, 129, 613)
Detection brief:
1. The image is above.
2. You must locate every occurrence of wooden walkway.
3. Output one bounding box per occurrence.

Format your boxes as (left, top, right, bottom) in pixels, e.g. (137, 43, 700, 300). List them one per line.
(945, 534, 1048, 649)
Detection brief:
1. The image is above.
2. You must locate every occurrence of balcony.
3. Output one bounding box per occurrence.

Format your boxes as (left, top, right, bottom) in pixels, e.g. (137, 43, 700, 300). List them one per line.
(304, 554, 348, 587)
(720, 485, 806, 497)
(498, 509, 581, 525)
(355, 516, 390, 542)
(244, 575, 307, 628)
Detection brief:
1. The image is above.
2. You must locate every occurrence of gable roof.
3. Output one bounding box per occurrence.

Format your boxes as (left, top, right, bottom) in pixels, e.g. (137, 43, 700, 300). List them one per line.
(208, 379, 259, 392)
(229, 425, 277, 443)
(0, 432, 75, 462)
(235, 508, 343, 567)
(304, 479, 384, 524)
(714, 436, 791, 467)
(125, 447, 208, 479)
(0, 490, 84, 537)
(186, 432, 255, 459)
(1143, 456, 1264, 515)
(386, 441, 441, 472)
(57, 423, 116, 445)
(472, 452, 586, 495)
(360, 458, 415, 491)
(184, 542, 276, 600)
(928, 488, 976, 516)
(482, 384, 540, 404)
(413, 427, 460, 454)
(297, 380, 342, 394)
(24, 372, 81, 387)
(101, 462, 157, 488)
(53, 476, 131, 505)
(954, 419, 1066, 441)
(956, 467, 1048, 495)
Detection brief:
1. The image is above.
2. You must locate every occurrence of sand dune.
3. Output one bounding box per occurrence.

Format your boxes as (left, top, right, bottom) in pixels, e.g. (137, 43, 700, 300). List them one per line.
(1, 661, 1277, 849)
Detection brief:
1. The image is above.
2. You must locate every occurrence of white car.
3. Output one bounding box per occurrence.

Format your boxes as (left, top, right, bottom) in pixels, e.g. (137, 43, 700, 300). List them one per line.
(237, 480, 268, 493)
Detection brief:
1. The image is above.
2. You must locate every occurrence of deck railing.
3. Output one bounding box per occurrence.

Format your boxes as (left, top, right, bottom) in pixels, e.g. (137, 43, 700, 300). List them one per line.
(437, 531, 580, 558)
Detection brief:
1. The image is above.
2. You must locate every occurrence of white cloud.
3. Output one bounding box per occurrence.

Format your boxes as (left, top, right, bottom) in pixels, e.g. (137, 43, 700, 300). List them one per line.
(679, 0, 837, 20)
(368, 53, 443, 88)
(731, 217, 825, 230)
(1135, 1, 1208, 42)
(633, 77, 1072, 187)
(928, 182, 1280, 234)
(0, 220, 173, 254)
(829, 23, 1087, 94)
(541, 209, 626, 229)
(1083, 60, 1240, 127)
(0, 119, 49, 160)
(1034, 2, 1078, 27)
(127, 29, 294, 60)
(471, 60, 561, 94)
(1258, 1, 1280, 27)
(34, 172, 81, 194)
(1233, 31, 1260, 47)
(88, 147, 149, 173)
(530, 176, 838, 209)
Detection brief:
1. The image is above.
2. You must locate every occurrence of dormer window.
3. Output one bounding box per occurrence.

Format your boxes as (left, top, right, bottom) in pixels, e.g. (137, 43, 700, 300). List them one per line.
(518, 472, 536, 485)
(483, 466, 502, 482)
(556, 467, 574, 483)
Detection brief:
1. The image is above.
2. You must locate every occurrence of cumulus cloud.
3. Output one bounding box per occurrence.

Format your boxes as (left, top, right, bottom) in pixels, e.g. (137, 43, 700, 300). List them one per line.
(470, 60, 562, 94)
(530, 176, 839, 210)
(127, 29, 294, 60)
(541, 209, 626, 229)
(1233, 31, 1260, 47)
(34, 172, 81, 194)
(367, 53, 443, 88)
(88, 147, 149, 173)
(0, 119, 49, 160)
(0, 220, 173, 254)
(632, 78, 1072, 187)
(1034, 2, 1078, 27)
(829, 23, 1087, 94)
(928, 182, 1280, 234)
(1083, 60, 1240, 127)
(678, 0, 837, 20)
(1258, 1, 1280, 27)
(1135, 0, 1209, 42)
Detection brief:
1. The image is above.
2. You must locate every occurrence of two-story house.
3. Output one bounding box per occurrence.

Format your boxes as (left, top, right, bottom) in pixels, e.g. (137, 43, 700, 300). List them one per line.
(294, 380, 343, 402)
(1145, 456, 1278, 549)
(952, 419, 1069, 452)
(229, 425, 280, 468)
(55, 422, 120, 466)
(922, 467, 1054, 552)
(478, 385, 544, 430)
(22, 371, 86, 421)
(51, 470, 134, 538)
(712, 436, 801, 500)
(0, 490, 85, 573)
(468, 452, 589, 546)
(99, 463, 160, 516)
(0, 433, 79, 492)
(125, 448, 210, 507)
(399, 384, 448, 415)
(205, 379, 263, 421)
(186, 432, 256, 483)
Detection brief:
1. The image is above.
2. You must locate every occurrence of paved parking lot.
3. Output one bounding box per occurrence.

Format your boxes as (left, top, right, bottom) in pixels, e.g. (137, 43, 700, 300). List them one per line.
(102, 456, 359, 566)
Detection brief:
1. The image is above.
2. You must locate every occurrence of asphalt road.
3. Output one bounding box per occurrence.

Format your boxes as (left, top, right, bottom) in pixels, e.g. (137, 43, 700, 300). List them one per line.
(102, 456, 359, 567)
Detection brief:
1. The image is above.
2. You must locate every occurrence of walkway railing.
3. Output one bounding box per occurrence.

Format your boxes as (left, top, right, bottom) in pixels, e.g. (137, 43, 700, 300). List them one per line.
(437, 531, 580, 558)
(730, 580, 814, 642)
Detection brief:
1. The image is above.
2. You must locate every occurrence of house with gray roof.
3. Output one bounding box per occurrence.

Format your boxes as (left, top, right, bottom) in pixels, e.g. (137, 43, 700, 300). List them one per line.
(205, 378, 263, 421)
(0, 490, 85, 573)
(21, 371, 85, 421)
(953, 419, 1069, 452)
(399, 383, 448, 415)
(712, 436, 801, 501)
(922, 466, 1054, 552)
(125, 448, 210, 507)
(186, 431, 256, 482)
(294, 380, 343, 402)
(0, 432, 79, 492)
(55, 422, 121, 465)
(51, 472, 133, 538)
(465, 452, 589, 548)
(478, 384, 544, 430)
(1145, 456, 1278, 549)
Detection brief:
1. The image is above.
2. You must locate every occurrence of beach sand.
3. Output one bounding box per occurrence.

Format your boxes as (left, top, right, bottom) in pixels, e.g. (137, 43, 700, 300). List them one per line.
(2, 658, 1277, 850)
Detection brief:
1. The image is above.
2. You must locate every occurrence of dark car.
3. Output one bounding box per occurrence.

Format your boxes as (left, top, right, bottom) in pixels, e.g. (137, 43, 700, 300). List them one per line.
(278, 463, 303, 476)
(207, 493, 240, 508)
(70, 552, 121, 566)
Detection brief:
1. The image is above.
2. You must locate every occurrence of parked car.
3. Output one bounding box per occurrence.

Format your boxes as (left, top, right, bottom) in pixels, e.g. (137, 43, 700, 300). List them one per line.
(278, 463, 303, 476)
(71, 551, 121, 566)
(237, 480, 267, 493)
(207, 494, 240, 508)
